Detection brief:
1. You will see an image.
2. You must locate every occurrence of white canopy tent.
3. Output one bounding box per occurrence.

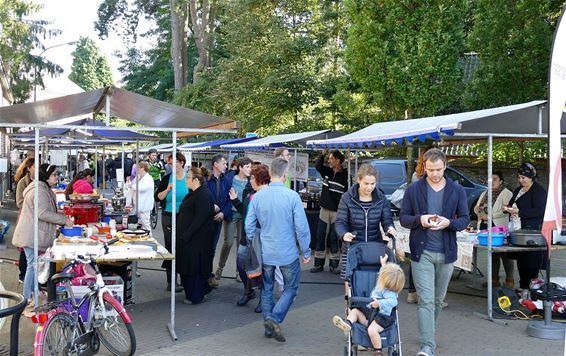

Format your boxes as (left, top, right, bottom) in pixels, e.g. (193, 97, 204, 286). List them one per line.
(308, 100, 566, 322)
(221, 129, 338, 150)
(0, 85, 237, 341)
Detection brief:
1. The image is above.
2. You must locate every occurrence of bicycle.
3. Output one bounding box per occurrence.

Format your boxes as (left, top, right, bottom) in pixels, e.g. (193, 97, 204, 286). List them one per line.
(150, 204, 158, 230)
(32, 240, 136, 356)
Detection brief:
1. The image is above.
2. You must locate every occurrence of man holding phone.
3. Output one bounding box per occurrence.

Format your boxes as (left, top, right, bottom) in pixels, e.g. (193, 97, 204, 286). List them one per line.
(400, 148, 469, 356)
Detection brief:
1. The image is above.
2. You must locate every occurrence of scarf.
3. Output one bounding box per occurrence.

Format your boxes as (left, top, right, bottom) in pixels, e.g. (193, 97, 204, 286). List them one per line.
(478, 185, 504, 215)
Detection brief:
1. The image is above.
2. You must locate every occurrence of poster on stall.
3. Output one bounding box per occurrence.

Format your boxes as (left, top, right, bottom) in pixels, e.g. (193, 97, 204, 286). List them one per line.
(116, 168, 124, 183)
(50, 150, 68, 166)
(0, 159, 7, 173)
(245, 151, 309, 181)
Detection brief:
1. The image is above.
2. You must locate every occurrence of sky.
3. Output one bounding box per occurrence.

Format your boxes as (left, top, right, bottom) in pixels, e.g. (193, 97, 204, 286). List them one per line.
(30, 0, 154, 83)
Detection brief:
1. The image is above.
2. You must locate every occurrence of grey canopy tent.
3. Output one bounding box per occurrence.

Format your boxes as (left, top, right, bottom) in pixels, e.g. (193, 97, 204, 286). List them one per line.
(0, 85, 237, 341)
(308, 100, 566, 322)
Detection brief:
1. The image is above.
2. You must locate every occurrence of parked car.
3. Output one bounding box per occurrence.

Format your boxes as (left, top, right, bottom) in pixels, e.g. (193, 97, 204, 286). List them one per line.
(366, 159, 486, 220)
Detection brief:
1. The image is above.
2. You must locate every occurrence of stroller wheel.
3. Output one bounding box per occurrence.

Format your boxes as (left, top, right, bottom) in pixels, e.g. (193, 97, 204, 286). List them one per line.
(344, 345, 357, 356)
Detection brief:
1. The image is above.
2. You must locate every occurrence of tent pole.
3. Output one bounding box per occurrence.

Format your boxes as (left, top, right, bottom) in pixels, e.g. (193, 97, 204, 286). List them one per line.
(135, 142, 139, 215)
(33, 128, 40, 307)
(105, 95, 111, 126)
(121, 142, 125, 185)
(94, 146, 98, 188)
(294, 149, 298, 191)
(102, 146, 106, 190)
(354, 151, 358, 178)
(347, 149, 351, 188)
(168, 132, 178, 341)
(487, 135, 494, 321)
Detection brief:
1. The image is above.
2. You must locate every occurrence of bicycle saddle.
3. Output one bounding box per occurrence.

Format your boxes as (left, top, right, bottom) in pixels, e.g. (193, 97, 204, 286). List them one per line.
(50, 272, 76, 284)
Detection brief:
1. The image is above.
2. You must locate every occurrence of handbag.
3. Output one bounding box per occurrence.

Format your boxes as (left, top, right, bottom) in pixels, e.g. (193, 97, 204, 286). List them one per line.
(37, 249, 51, 285)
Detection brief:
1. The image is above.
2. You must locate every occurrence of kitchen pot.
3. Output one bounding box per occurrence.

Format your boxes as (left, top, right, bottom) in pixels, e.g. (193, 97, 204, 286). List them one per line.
(509, 229, 547, 247)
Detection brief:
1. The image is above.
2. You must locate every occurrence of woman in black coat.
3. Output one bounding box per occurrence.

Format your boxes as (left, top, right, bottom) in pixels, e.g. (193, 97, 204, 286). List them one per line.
(176, 167, 215, 304)
(335, 163, 396, 280)
(503, 163, 547, 290)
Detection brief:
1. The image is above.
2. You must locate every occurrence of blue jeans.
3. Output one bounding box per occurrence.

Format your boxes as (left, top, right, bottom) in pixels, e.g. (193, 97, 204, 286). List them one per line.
(23, 247, 36, 300)
(412, 250, 454, 352)
(261, 258, 301, 324)
(236, 244, 249, 291)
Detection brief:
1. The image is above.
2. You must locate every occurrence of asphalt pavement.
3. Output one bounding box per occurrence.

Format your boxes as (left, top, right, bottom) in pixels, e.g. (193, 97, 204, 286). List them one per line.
(1, 197, 565, 355)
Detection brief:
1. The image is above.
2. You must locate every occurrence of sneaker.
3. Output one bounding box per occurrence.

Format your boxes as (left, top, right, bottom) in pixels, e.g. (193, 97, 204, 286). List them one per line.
(254, 303, 262, 313)
(310, 266, 323, 273)
(236, 273, 242, 283)
(208, 277, 219, 289)
(417, 345, 434, 356)
(236, 291, 256, 306)
(442, 301, 448, 308)
(265, 319, 285, 342)
(264, 321, 274, 338)
(407, 291, 418, 304)
(329, 266, 340, 274)
(214, 267, 223, 280)
(332, 315, 352, 336)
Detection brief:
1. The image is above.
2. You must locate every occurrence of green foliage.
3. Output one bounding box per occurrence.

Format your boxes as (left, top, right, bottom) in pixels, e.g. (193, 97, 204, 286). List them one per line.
(0, 0, 63, 103)
(464, 0, 565, 109)
(344, 0, 468, 120)
(69, 37, 113, 90)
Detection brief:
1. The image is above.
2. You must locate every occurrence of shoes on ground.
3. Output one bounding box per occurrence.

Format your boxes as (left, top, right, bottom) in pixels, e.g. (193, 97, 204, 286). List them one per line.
(237, 291, 256, 306)
(208, 277, 219, 289)
(236, 273, 242, 283)
(407, 292, 418, 304)
(310, 266, 323, 273)
(332, 315, 351, 337)
(442, 301, 448, 308)
(417, 345, 434, 356)
(264, 318, 285, 342)
(166, 283, 184, 293)
(254, 303, 262, 313)
(329, 266, 340, 274)
(22, 301, 35, 318)
(214, 267, 223, 280)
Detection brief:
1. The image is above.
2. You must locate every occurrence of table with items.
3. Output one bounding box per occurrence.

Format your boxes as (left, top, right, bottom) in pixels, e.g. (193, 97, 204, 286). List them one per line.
(46, 191, 174, 304)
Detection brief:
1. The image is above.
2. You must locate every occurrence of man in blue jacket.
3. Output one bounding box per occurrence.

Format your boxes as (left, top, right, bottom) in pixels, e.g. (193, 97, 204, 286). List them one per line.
(206, 154, 233, 288)
(400, 148, 469, 356)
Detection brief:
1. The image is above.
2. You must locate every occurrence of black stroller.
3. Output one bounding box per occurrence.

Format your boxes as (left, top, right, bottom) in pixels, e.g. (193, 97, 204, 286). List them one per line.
(342, 238, 402, 356)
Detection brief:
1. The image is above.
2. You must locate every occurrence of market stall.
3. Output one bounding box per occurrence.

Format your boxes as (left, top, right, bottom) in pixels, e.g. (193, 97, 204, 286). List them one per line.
(0, 85, 237, 341)
(307, 99, 566, 324)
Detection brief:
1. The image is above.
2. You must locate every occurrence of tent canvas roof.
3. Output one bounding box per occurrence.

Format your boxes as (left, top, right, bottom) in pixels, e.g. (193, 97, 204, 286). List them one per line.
(0, 86, 236, 133)
(221, 129, 339, 150)
(11, 118, 158, 141)
(180, 137, 257, 151)
(308, 100, 565, 148)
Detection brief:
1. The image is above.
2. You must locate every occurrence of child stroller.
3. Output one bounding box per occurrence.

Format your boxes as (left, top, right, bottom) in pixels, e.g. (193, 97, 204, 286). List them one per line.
(342, 238, 402, 356)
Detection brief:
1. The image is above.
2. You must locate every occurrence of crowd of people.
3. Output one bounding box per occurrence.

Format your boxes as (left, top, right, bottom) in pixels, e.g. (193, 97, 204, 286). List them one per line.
(8, 144, 550, 355)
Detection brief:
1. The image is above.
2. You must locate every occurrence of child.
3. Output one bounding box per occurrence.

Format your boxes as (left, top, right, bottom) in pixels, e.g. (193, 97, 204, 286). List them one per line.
(332, 254, 405, 356)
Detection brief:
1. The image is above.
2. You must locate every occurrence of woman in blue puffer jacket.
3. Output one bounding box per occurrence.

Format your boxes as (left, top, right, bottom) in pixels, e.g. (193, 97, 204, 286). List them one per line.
(335, 163, 396, 280)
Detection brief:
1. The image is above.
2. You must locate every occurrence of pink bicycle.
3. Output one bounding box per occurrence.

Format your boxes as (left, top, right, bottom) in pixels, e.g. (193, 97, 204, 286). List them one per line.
(32, 241, 136, 356)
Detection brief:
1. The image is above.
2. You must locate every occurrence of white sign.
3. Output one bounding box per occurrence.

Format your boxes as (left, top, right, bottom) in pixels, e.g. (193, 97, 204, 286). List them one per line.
(0, 159, 7, 173)
(245, 151, 309, 181)
(116, 168, 124, 183)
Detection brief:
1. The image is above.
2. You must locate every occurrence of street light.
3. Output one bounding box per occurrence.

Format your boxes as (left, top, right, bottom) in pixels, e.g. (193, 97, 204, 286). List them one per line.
(33, 41, 77, 102)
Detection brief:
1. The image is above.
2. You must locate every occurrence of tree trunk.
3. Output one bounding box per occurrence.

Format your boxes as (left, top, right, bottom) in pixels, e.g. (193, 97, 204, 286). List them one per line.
(0, 59, 14, 104)
(189, 0, 213, 83)
(170, 0, 188, 91)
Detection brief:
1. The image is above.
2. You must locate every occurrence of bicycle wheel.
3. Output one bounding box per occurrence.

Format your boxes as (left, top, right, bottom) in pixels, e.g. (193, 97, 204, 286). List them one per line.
(37, 311, 75, 356)
(150, 206, 158, 229)
(95, 294, 136, 356)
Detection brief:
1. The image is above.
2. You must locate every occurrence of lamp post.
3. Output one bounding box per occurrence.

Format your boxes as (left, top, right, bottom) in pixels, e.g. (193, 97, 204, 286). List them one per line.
(33, 41, 77, 102)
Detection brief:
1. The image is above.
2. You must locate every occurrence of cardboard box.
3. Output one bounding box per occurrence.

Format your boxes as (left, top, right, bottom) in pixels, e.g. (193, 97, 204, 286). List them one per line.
(99, 262, 133, 305)
(71, 276, 124, 305)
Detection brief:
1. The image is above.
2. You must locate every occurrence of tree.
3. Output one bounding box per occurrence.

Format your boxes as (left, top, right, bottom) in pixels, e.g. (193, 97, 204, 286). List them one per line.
(345, 0, 468, 120)
(69, 37, 113, 90)
(0, 0, 63, 104)
(464, 0, 565, 109)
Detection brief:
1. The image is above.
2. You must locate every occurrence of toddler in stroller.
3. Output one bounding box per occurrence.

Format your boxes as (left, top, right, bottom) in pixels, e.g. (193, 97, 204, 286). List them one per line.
(332, 242, 404, 356)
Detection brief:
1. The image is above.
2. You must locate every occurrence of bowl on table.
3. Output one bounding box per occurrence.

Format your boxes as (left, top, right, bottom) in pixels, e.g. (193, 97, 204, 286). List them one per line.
(60, 226, 83, 237)
(476, 232, 506, 246)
